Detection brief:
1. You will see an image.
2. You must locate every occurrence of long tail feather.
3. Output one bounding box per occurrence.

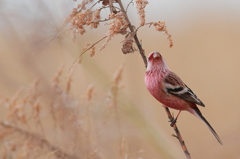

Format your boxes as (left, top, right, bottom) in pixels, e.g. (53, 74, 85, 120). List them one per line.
(190, 107, 223, 145)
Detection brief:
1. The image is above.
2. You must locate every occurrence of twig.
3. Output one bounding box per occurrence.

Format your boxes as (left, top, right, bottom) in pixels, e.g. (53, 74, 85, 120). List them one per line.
(126, 0, 134, 13)
(118, 0, 148, 68)
(0, 122, 78, 159)
(164, 107, 191, 159)
(90, 0, 101, 10)
(117, 1, 191, 158)
(81, 36, 108, 55)
(65, 36, 107, 79)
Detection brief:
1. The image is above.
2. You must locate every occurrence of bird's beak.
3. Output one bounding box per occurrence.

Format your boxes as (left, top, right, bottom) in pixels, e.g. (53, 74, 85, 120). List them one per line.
(153, 52, 161, 58)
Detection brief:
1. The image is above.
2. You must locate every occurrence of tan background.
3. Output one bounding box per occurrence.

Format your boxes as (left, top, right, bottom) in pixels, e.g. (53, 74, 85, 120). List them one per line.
(0, 0, 239, 159)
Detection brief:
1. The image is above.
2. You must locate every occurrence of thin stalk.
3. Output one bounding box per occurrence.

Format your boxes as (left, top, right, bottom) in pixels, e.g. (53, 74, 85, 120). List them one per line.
(118, 0, 148, 68)
(117, 1, 191, 158)
(164, 107, 191, 159)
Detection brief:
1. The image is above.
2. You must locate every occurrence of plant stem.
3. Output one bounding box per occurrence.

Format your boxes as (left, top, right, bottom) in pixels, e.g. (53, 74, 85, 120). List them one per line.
(117, 1, 192, 158)
(118, 0, 148, 68)
(164, 107, 191, 159)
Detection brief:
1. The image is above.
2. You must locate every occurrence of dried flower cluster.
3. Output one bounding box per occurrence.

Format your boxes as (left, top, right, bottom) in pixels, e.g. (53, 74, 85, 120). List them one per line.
(5, 79, 41, 125)
(65, 0, 100, 41)
(0, 68, 81, 158)
(135, 0, 149, 26)
(0, 64, 151, 159)
(100, 12, 128, 50)
(150, 21, 173, 48)
(109, 64, 124, 99)
(121, 32, 135, 54)
(65, 0, 173, 64)
(82, 43, 96, 57)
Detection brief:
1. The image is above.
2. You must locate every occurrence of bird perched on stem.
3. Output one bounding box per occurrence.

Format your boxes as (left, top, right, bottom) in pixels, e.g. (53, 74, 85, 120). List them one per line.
(145, 51, 222, 145)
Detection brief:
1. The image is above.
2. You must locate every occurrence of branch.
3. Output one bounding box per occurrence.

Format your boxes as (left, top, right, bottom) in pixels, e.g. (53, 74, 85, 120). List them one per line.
(164, 107, 191, 159)
(117, 1, 191, 158)
(118, 0, 148, 68)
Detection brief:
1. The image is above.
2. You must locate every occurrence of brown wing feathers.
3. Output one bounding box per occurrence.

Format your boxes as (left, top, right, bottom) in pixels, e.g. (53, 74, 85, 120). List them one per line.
(164, 72, 205, 107)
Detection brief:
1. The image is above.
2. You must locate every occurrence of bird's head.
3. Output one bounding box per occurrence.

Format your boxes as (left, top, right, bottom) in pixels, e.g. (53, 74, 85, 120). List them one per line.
(146, 51, 168, 71)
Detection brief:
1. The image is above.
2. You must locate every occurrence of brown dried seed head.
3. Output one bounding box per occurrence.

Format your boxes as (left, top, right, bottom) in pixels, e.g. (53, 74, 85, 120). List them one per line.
(90, 46, 95, 57)
(136, 0, 148, 26)
(122, 32, 135, 54)
(64, 8, 78, 24)
(100, 13, 128, 50)
(90, 23, 99, 29)
(71, 8, 78, 17)
(109, 64, 124, 98)
(79, 27, 86, 35)
(82, 43, 91, 52)
(168, 35, 174, 48)
(52, 64, 64, 86)
(108, 13, 116, 19)
(33, 102, 40, 118)
(86, 84, 94, 101)
(89, 9, 101, 29)
(122, 40, 134, 54)
(65, 0, 96, 39)
(152, 21, 165, 31)
(80, 1, 88, 10)
(93, 9, 101, 20)
(118, 25, 128, 35)
(151, 21, 173, 48)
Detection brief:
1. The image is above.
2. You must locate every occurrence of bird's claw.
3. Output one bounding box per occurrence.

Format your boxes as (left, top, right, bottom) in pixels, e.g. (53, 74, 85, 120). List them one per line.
(169, 118, 177, 127)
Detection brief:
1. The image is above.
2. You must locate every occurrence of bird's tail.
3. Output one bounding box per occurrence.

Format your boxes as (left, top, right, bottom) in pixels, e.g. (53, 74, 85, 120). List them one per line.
(189, 106, 223, 145)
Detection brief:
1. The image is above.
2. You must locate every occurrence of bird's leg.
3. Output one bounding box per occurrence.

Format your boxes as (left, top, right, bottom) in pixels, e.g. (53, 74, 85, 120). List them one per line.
(170, 110, 181, 127)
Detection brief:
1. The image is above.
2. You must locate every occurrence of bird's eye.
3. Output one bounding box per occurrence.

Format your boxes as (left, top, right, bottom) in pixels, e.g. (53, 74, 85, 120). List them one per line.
(148, 54, 153, 61)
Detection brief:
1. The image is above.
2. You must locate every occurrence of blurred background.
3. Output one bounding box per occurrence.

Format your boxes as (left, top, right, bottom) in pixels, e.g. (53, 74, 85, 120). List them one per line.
(0, 0, 240, 158)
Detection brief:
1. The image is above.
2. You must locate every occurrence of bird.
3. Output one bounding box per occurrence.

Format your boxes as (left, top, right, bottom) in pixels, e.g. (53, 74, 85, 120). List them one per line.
(145, 51, 222, 144)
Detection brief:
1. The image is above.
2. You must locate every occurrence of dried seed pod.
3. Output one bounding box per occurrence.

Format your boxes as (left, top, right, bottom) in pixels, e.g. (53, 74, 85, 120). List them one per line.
(122, 40, 134, 54)
(135, 0, 148, 26)
(121, 32, 135, 54)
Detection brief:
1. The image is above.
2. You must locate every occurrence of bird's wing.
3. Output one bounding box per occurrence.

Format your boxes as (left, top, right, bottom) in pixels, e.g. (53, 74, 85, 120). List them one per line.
(163, 71, 205, 107)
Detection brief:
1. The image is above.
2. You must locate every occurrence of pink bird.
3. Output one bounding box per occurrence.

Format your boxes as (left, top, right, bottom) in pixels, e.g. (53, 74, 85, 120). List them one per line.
(145, 51, 222, 144)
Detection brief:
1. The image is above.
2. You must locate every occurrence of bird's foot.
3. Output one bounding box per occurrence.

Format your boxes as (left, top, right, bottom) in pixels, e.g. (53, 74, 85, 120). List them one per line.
(168, 111, 181, 127)
(169, 117, 177, 127)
